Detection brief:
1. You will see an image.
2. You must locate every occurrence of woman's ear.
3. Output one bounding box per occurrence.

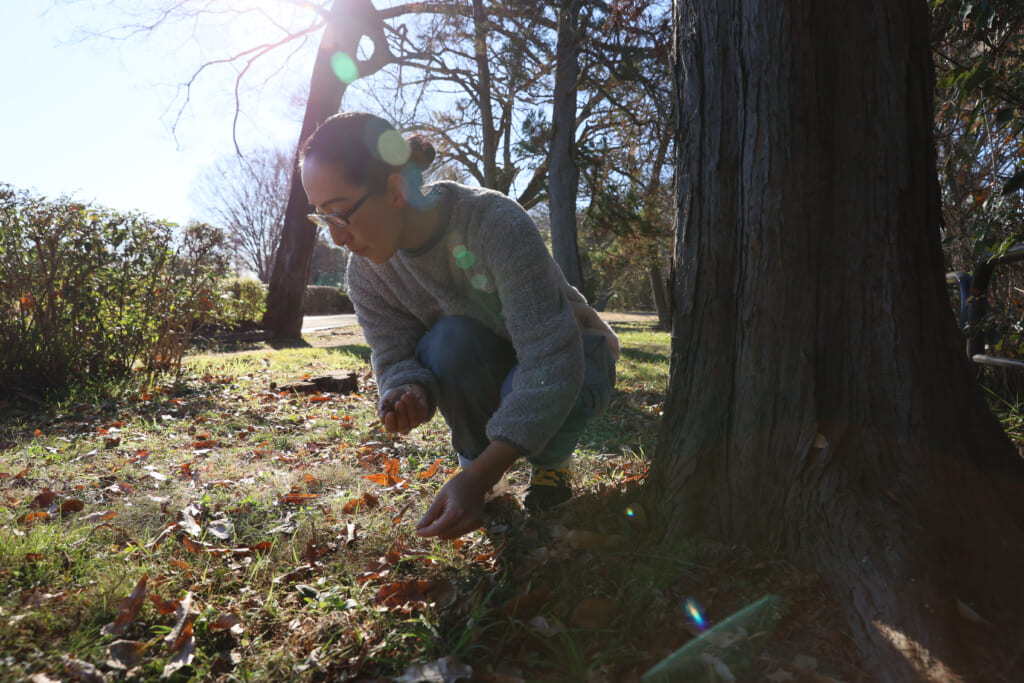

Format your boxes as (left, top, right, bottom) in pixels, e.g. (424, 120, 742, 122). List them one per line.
(387, 172, 410, 207)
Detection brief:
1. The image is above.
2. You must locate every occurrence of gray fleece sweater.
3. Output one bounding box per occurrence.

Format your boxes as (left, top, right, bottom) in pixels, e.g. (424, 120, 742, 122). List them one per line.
(346, 182, 618, 457)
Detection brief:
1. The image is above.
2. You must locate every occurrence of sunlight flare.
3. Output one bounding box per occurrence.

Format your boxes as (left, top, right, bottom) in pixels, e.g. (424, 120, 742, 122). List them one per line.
(331, 52, 359, 83)
(684, 597, 707, 630)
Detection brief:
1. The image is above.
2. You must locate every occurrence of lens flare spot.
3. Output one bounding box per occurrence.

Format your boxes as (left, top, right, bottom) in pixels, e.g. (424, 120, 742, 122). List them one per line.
(330, 52, 359, 84)
(625, 506, 636, 518)
(452, 245, 475, 269)
(471, 273, 488, 290)
(683, 597, 706, 630)
(378, 130, 411, 166)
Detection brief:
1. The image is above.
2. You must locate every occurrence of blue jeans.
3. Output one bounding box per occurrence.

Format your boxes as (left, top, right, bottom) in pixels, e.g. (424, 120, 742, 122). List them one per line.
(415, 316, 615, 469)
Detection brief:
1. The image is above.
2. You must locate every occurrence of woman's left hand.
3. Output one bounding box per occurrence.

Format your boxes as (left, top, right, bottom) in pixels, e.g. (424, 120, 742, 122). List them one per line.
(378, 384, 429, 434)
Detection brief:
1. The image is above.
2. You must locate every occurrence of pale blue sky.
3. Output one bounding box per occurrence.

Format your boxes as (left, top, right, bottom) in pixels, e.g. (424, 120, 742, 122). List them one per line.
(0, 2, 316, 225)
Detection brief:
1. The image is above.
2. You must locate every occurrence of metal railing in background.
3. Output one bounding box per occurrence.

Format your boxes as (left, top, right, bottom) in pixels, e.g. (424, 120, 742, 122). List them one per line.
(947, 244, 1024, 371)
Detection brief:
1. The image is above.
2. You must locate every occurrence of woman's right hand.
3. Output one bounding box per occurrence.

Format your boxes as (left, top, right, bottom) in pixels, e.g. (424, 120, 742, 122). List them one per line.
(415, 470, 486, 539)
(378, 384, 429, 434)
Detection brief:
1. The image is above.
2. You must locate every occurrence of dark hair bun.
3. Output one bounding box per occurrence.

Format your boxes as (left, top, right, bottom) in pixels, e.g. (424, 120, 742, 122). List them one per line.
(405, 134, 435, 169)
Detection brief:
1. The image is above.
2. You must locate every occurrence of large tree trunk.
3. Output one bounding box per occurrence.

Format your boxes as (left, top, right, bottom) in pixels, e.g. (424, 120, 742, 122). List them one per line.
(649, 0, 1024, 678)
(263, 0, 388, 338)
(548, 0, 584, 290)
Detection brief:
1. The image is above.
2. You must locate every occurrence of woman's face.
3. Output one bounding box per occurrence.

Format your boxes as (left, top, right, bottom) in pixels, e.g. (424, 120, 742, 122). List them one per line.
(301, 156, 403, 264)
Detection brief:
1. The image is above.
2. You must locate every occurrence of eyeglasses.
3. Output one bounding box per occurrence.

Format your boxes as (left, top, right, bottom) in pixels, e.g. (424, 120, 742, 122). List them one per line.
(307, 190, 372, 231)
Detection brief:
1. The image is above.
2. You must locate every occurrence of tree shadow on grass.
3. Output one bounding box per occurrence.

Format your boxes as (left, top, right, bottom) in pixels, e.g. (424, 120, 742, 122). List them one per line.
(619, 346, 670, 365)
(266, 337, 313, 350)
(609, 320, 662, 334)
(325, 344, 372, 362)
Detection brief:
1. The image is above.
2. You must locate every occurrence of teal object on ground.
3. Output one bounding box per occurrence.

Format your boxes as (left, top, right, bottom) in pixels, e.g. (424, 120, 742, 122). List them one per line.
(642, 594, 783, 682)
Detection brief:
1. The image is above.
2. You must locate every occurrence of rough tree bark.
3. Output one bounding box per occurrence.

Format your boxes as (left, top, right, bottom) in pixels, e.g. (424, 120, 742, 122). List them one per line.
(549, 0, 585, 290)
(648, 0, 1024, 678)
(262, 0, 391, 338)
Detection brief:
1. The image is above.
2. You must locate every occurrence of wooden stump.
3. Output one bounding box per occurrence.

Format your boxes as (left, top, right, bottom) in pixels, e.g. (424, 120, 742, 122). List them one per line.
(273, 371, 359, 395)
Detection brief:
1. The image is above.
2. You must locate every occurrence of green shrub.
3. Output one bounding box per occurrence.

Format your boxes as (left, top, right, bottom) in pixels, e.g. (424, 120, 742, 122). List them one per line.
(218, 277, 267, 325)
(303, 285, 354, 315)
(0, 185, 230, 396)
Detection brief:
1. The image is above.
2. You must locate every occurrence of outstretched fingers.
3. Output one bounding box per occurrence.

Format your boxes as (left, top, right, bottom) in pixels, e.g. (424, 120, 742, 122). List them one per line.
(415, 495, 481, 540)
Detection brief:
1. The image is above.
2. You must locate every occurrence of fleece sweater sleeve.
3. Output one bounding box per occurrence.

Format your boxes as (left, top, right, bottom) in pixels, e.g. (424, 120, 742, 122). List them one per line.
(473, 201, 585, 456)
(345, 257, 439, 415)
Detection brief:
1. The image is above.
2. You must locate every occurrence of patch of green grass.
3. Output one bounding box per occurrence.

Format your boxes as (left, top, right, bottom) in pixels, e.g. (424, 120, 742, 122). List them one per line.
(0, 321, 688, 681)
(985, 385, 1024, 446)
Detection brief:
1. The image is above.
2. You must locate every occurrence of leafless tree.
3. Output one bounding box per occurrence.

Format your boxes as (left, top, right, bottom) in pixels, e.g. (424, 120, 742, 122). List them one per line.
(192, 147, 291, 282)
(65, 0, 673, 333)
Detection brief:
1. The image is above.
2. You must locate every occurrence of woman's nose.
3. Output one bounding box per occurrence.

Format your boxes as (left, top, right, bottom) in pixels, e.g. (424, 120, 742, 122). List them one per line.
(329, 224, 350, 247)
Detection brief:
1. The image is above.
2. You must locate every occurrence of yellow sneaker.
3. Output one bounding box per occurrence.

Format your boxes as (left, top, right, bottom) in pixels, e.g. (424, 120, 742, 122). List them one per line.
(524, 467, 573, 512)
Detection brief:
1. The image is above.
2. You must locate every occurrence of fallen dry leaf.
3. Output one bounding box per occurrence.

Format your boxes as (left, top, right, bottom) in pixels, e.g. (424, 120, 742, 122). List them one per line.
(281, 491, 319, 505)
(162, 626, 195, 678)
(341, 521, 359, 547)
(30, 489, 57, 509)
(165, 592, 196, 652)
(62, 655, 107, 683)
(17, 510, 50, 527)
(102, 482, 134, 497)
(564, 529, 627, 549)
(342, 498, 363, 514)
(106, 640, 148, 671)
(60, 499, 86, 515)
(178, 535, 242, 557)
(417, 458, 445, 480)
(208, 612, 244, 636)
(526, 615, 562, 638)
(206, 518, 234, 541)
(150, 593, 180, 615)
(363, 472, 406, 487)
(29, 673, 62, 683)
(101, 574, 148, 636)
(272, 564, 314, 584)
(375, 579, 452, 610)
(395, 656, 472, 683)
(570, 597, 618, 630)
(498, 587, 550, 620)
(81, 510, 117, 524)
(391, 500, 415, 525)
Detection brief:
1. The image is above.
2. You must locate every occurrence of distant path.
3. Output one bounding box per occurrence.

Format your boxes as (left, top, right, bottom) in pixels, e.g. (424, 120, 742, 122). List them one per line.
(301, 314, 358, 332)
(597, 311, 658, 324)
(301, 311, 656, 334)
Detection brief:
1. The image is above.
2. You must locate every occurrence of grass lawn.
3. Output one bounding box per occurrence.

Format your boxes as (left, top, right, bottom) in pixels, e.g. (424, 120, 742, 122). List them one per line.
(0, 319, 859, 682)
